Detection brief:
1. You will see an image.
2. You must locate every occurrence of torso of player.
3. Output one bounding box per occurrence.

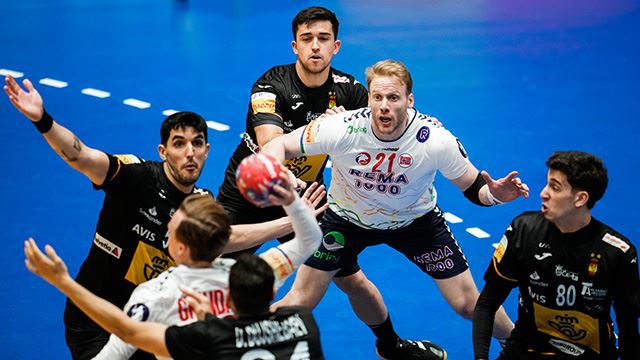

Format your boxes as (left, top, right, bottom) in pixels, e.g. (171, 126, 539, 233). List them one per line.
(250, 64, 367, 182)
(496, 212, 632, 357)
(126, 260, 235, 328)
(302, 108, 469, 230)
(78, 157, 212, 308)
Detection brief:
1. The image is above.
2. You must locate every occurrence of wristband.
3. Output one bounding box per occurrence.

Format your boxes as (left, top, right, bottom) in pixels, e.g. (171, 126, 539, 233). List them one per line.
(33, 110, 54, 133)
(486, 190, 505, 205)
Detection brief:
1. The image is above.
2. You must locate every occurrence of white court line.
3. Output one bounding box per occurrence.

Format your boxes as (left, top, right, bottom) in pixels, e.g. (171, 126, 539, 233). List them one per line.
(466, 227, 490, 238)
(123, 98, 151, 109)
(492, 243, 499, 249)
(0, 68, 24, 78)
(206, 120, 230, 131)
(39, 78, 68, 88)
(81, 88, 111, 98)
(444, 212, 463, 223)
(162, 109, 178, 116)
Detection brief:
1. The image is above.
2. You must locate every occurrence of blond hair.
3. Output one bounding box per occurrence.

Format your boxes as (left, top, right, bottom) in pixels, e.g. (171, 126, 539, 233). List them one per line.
(365, 59, 413, 94)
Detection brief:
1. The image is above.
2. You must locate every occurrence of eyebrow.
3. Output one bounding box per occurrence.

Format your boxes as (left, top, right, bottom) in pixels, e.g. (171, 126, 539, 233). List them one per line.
(299, 31, 333, 37)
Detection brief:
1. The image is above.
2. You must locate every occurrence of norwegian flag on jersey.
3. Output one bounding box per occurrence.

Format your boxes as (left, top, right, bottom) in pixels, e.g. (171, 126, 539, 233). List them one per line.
(399, 154, 413, 168)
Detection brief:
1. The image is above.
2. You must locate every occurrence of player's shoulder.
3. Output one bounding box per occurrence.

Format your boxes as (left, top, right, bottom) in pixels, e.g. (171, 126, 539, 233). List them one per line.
(330, 68, 363, 87)
(593, 219, 635, 255)
(255, 64, 294, 86)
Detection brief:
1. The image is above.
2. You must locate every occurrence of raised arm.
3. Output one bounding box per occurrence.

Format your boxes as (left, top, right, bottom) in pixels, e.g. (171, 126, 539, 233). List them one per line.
(23, 238, 171, 358)
(4, 75, 109, 185)
(451, 166, 529, 206)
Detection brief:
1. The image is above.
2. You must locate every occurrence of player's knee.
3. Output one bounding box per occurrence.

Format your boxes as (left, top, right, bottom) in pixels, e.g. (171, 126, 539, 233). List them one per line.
(333, 272, 373, 295)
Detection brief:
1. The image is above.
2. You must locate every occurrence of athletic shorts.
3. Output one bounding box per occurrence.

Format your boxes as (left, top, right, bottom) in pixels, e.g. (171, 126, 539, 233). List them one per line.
(305, 206, 469, 278)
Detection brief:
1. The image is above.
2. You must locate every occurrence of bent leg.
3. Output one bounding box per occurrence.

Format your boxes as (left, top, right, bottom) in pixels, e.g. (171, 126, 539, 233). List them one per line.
(333, 270, 388, 325)
(435, 269, 514, 339)
(272, 265, 336, 309)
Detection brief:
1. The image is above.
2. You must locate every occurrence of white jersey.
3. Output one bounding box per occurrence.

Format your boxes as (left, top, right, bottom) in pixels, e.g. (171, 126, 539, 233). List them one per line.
(93, 197, 321, 360)
(301, 108, 471, 230)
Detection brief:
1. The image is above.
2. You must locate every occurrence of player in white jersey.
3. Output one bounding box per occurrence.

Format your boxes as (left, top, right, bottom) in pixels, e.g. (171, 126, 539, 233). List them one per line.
(263, 60, 530, 359)
(92, 170, 322, 359)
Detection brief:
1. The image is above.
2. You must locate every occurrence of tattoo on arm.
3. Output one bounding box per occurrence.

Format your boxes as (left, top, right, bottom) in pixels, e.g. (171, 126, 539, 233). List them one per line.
(59, 136, 82, 162)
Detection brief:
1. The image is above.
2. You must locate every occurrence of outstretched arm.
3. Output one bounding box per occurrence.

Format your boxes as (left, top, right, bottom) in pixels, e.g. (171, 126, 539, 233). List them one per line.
(4, 76, 109, 185)
(452, 165, 529, 206)
(261, 125, 306, 162)
(23, 238, 171, 358)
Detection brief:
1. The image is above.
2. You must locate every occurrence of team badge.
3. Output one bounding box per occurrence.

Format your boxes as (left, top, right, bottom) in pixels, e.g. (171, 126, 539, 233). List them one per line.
(328, 91, 337, 108)
(587, 253, 601, 277)
(416, 126, 430, 143)
(323, 231, 346, 251)
(398, 153, 413, 168)
(356, 152, 371, 165)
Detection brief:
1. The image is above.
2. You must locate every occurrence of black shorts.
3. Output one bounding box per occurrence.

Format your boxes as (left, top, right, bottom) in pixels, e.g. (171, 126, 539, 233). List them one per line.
(305, 206, 469, 278)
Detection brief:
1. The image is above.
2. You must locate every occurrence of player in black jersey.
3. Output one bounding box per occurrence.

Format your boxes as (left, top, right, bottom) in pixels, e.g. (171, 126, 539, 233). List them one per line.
(217, 6, 368, 255)
(4, 74, 324, 359)
(24, 242, 325, 360)
(473, 151, 640, 359)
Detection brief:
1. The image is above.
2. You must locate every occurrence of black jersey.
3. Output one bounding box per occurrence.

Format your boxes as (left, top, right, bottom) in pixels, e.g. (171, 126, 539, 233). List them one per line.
(64, 154, 211, 345)
(166, 307, 324, 360)
(482, 211, 640, 359)
(217, 64, 368, 221)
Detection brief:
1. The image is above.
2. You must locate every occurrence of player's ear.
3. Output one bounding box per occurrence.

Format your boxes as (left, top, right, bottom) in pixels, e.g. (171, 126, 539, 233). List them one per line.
(291, 40, 299, 55)
(574, 190, 589, 208)
(158, 144, 167, 161)
(333, 39, 341, 55)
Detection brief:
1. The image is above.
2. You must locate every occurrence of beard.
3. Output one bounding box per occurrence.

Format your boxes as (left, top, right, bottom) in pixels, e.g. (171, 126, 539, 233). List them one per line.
(165, 160, 201, 188)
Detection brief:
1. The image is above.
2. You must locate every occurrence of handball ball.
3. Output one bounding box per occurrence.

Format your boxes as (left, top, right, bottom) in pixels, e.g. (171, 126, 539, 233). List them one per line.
(235, 153, 286, 207)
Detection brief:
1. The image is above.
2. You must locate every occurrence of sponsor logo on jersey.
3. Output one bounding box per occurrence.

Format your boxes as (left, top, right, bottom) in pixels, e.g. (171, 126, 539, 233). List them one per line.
(284, 154, 326, 182)
(587, 253, 601, 277)
(131, 224, 156, 242)
(313, 249, 340, 263)
(456, 138, 468, 158)
(158, 190, 166, 199)
(250, 92, 276, 114)
(148, 206, 157, 216)
(125, 241, 174, 285)
(398, 153, 413, 168)
(493, 234, 508, 263)
(351, 169, 408, 195)
(416, 126, 430, 143)
(139, 208, 162, 226)
(322, 231, 345, 251)
(356, 152, 371, 165)
(114, 154, 141, 164)
(346, 125, 367, 134)
(256, 84, 272, 89)
(93, 232, 122, 259)
(548, 339, 586, 356)
(291, 102, 304, 110)
(530, 271, 541, 280)
(528, 286, 546, 304)
(539, 242, 551, 249)
(332, 73, 350, 83)
(291, 93, 301, 99)
(535, 252, 553, 261)
(602, 233, 629, 253)
(580, 282, 607, 299)
(555, 265, 579, 281)
(534, 303, 599, 354)
(127, 303, 150, 321)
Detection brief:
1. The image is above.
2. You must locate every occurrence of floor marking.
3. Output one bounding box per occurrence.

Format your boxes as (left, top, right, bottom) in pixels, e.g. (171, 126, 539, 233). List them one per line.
(206, 120, 230, 131)
(466, 227, 490, 238)
(162, 109, 178, 116)
(492, 243, 499, 249)
(39, 78, 68, 88)
(81, 88, 111, 98)
(123, 98, 151, 109)
(444, 212, 463, 223)
(0, 68, 24, 78)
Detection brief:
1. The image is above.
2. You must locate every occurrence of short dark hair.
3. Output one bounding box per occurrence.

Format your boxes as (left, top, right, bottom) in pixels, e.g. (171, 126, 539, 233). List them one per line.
(229, 254, 274, 316)
(160, 111, 208, 145)
(175, 195, 231, 262)
(292, 6, 339, 39)
(546, 151, 608, 209)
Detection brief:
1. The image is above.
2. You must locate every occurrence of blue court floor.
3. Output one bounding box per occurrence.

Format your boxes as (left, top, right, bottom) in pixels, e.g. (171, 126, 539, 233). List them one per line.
(1, 1, 639, 358)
